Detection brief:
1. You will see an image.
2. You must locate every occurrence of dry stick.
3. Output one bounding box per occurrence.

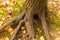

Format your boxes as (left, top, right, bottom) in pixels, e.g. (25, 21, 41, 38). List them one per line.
(39, 13, 51, 40)
(10, 19, 25, 40)
(0, 13, 25, 31)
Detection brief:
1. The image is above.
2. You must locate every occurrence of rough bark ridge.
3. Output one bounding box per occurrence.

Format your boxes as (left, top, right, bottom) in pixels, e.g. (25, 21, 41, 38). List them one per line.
(0, 0, 51, 40)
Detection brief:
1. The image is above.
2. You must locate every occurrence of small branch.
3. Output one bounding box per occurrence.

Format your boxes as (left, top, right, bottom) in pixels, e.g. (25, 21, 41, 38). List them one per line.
(10, 19, 25, 40)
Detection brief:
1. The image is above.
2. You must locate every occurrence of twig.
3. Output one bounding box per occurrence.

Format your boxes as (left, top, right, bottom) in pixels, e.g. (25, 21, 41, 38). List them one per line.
(10, 19, 25, 40)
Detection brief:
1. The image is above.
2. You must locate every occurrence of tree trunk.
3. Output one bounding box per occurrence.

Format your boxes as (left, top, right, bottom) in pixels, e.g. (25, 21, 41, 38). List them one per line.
(24, 0, 51, 40)
(0, 0, 51, 40)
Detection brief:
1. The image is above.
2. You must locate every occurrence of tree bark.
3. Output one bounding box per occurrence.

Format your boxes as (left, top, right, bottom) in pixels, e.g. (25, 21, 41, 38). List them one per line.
(24, 0, 41, 39)
(24, 0, 51, 40)
(0, 0, 51, 40)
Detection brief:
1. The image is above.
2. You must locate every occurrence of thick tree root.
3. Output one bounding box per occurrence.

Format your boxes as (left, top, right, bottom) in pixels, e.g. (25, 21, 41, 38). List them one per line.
(0, 13, 51, 40)
(0, 14, 51, 40)
(38, 13, 51, 40)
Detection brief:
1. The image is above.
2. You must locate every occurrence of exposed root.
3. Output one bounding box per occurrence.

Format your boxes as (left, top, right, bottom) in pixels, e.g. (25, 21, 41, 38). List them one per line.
(10, 18, 25, 40)
(0, 16, 18, 31)
(0, 13, 25, 31)
(25, 9, 35, 40)
(38, 13, 51, 40)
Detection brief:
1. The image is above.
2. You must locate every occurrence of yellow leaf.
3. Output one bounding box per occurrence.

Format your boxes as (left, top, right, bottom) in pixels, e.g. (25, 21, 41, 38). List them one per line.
(8, 27, 13, 33)
(40, 36, 45, 40)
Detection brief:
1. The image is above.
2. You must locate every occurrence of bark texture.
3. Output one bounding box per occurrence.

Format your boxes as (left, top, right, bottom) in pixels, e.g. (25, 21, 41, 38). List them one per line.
(0, 0, 51, 40)
(24, 0, 51, 40)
